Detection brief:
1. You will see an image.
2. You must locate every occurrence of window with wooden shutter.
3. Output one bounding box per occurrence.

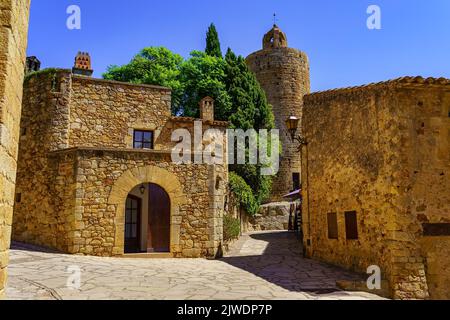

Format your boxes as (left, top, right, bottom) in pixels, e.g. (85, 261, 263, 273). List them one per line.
(345, 211, 358, 240)
(327, 212, 338, 239)
(423, 223, 450, 236)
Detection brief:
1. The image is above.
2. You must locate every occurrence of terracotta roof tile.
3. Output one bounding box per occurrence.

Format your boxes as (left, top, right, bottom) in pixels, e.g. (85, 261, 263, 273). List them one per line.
(305, 76, 450, 101)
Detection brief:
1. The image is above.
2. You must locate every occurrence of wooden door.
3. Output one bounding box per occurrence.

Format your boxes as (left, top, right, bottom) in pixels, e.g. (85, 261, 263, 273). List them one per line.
(148, 184, 170, 253)
(125, 195, 141, 253)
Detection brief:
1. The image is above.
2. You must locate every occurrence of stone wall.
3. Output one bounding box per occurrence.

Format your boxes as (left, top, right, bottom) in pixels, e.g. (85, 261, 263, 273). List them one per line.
(69, 76, 172, 149)
(301, 77, 450, 299)
(227, 195, 296, 233)
(400, 85, 450, 299)
(13, 70, 74, 249)
(0, 0, 30, 298)
(243, 202, 292, 232)
(247, 44, 310, 201)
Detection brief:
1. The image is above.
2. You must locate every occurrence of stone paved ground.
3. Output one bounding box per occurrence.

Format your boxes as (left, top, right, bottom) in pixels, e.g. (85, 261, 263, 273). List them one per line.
(6, 231, 385, 300)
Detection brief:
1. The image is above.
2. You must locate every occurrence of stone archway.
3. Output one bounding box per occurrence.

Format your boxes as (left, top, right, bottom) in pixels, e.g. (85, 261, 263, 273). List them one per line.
(107, 166, 187, 256)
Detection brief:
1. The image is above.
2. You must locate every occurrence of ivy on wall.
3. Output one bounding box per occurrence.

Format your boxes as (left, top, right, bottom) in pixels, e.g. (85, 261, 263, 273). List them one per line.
(229, 172, 259, 216)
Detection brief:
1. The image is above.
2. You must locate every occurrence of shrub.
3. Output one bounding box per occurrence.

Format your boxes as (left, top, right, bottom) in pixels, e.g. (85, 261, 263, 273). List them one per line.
(229, 172, 259, 216)
(223, 215, 241, 241)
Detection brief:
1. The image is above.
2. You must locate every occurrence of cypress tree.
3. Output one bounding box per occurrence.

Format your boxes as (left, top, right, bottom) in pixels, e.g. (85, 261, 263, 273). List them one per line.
(205, 23, 222, 58)
(224, 48, 275, 206)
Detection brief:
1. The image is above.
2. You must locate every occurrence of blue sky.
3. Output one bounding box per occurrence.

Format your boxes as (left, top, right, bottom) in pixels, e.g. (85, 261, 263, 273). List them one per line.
(27, 0, 450, 92)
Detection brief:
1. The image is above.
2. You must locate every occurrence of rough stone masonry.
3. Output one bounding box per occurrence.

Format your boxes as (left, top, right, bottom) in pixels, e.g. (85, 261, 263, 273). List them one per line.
(0, 0, 30, 299)
(302, 77, 450, 299)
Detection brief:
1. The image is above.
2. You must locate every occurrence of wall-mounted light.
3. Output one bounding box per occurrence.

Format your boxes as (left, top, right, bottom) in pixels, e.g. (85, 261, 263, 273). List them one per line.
(139, 184, 146, 195)
(286, 116, 300, 140)
(286, 115, 308, 150)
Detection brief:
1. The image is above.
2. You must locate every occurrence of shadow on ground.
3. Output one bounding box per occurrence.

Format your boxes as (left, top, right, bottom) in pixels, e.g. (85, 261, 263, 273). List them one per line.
(11, 242, 61, 254)
(220, 231, 367, 294)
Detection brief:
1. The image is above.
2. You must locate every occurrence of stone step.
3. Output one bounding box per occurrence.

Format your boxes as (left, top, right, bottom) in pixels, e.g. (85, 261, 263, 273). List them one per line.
(336, 279, 390, 299)
(120, 252, 173, 259)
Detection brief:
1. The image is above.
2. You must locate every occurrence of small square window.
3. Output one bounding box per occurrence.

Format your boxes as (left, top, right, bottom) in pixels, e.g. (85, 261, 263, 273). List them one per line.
(15, 193, 22, 203)
(327, 212, 338, 239)
(345, 211, 358, 240)
(133, 130, 154, 150)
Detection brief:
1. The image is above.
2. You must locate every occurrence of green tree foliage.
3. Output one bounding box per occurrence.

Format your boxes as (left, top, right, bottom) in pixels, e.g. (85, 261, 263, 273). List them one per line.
(103, 47, 184, 113)
(102, 26, 276, 213)
(228, 172, 259, 216)
(205, 23, 222, 58)
(177, 51, 232, 119)
(224, 48, 274, 131)
(224, 48, 275, 206)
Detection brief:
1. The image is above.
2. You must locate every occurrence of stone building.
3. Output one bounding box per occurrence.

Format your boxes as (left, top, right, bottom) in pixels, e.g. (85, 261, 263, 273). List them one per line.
(0, 0, 31, 298)
(12, 62, 228, 258)
(301, 77, 450, 299)
(246, 25, 310, 201)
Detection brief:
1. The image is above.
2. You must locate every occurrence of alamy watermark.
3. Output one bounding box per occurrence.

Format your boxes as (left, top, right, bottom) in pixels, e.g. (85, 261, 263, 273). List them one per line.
(65, 5, 381, 32)
(66, 265, 82, 290)
(367, 265, 382, 290)
(171, 121, 280, 176)
(67, 5, 81, 30)
(367, 5, 382, 30)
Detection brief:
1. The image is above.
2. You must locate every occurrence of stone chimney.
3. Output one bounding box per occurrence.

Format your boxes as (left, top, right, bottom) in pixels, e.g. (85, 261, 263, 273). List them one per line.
(25, 56, 41, 74)
(72, 51, 93, 76)
(199, 96, 214, 122)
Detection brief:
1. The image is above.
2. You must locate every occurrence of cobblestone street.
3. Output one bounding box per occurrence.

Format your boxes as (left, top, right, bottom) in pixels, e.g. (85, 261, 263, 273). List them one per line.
(6, 231, 384, 300)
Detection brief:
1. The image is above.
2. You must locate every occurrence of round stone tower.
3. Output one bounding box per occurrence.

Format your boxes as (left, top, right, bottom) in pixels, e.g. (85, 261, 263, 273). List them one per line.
(246, 25, 310, 202)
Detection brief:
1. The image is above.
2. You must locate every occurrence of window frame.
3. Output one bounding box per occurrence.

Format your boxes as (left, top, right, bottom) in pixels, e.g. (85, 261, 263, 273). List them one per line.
(133, 130, 154, 150)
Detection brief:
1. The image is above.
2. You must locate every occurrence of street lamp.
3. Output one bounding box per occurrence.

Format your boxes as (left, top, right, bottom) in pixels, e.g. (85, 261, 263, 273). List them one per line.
(139, 184, 146, 195)
(285, 116, 309, 249)
(286, 116, 308, 148)
(286, 116, 300, 140)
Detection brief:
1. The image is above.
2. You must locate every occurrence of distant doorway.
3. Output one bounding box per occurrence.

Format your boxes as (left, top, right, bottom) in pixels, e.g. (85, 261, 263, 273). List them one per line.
(147, 183, 171, 253)
(124, 195, 141, 253)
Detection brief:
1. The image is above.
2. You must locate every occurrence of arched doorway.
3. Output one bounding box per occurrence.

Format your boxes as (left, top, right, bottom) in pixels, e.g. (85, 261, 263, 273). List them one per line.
(124, 183, 171, 254)
(109, 165, 187, 256)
